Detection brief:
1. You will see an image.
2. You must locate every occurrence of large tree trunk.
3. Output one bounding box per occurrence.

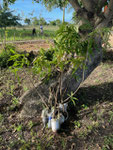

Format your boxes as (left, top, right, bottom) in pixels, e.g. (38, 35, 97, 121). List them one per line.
(19, 0, 113, 118)
(19, 37, 102, 118)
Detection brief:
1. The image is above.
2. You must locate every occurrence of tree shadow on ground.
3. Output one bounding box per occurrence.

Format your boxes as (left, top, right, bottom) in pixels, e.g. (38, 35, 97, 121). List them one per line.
(76, 81, 113, 106)
(103, 49, 113, 63)
(61, 82, 113, 135)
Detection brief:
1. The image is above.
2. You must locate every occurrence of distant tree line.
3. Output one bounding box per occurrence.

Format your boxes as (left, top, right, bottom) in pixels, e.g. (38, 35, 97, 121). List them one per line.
(24, 17, 62, 26)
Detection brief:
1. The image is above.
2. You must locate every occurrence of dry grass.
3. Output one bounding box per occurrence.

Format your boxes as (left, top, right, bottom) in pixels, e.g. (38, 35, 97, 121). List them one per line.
(109, 33, 113, 47)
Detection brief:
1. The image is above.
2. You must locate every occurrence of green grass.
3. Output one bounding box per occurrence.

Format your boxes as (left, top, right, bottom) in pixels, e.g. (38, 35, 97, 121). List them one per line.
(0, 25, 58, 42)
(102, 134, 113, 150)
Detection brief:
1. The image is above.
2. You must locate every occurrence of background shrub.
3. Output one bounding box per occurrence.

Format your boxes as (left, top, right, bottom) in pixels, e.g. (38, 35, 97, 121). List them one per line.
(0, 45, 16, 68)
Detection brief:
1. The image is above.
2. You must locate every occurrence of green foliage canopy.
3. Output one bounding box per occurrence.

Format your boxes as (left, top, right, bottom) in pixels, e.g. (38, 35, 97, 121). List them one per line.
(32, 17, 47, 25)
(32, 17, 39, 25)
(5, 0, 68, 10)
(32, 23, 95, 78)
(49, 19, 62, 26)
(39, 17, 47, 25)
(0, 10, 20, 28)
(24, 18, 31, 25)
(33, 0, 68, 10)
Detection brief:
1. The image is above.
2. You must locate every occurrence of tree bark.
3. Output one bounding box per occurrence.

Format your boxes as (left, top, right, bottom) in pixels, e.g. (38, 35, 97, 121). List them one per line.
(19, 0, 112, 118)
(19, 37, 102, 118)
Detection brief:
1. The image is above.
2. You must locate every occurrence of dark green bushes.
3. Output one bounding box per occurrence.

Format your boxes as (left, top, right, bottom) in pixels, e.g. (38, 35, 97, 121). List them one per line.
(0, 45, 31, 69)
(0, 45, 16, 68)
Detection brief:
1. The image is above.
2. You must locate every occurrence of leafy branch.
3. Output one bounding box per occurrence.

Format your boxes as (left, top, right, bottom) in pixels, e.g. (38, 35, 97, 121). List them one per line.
(8, 23, 111, 112)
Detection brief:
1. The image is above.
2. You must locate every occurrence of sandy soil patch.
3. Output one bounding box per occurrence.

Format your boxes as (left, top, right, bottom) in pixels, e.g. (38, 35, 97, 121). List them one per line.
(15, 40, 54, 52)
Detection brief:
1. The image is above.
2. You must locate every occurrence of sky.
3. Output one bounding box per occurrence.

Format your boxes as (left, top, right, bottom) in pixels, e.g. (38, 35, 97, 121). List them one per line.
(7, 0, 74, 24)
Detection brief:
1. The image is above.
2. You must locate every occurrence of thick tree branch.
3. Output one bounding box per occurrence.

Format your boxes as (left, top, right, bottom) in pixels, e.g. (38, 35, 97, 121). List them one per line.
(98, 0, 107, 9)
(96, 0, 113, 29)
(68, 0, 88, 20)
(68, 0, 81, 11)
(96, 0, 113, 28)
(96, 19, 110, 28)
(81, 0, 96, 12)
(93, 0, 108, 27)
(97, 0, 107, 13)
(104, 0, 113, 19)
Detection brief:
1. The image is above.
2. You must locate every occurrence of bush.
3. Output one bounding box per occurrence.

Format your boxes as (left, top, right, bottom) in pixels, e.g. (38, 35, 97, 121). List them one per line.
(0, 45, 16, 68)
(0, 45, 31, 69)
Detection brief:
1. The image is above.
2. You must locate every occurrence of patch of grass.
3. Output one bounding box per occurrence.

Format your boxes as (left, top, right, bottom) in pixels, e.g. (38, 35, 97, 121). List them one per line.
(0, 26, 58, 42)
(102, 134, 113, 150)
(61, 138, 67, 150)
(28, 121, 34, 129)
(0, 92, 3, 98)
(109, 111, 113, 123)
(23, 85, 28, 92)
(78, 129, 89, 138)
(74, 120, 81, 128)
(0, 114, 4, 124)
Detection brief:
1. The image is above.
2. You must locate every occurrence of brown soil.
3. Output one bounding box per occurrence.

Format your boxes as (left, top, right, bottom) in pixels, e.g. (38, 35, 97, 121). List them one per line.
(16, 33, 113, 52)
(0, 40, 54, 53)
(0, 46, 113, 150)
(15, 40, 54, 52)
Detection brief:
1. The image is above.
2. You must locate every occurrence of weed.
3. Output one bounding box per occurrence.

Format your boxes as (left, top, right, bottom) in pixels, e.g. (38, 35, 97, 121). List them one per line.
(8, 83, 15, 95)
(28, 121, 34, 129)
(89, 115, 93, 121)
(19, 142, 31, 150)
(93, 106, 98, 114)
(37, 141, 42, 150)
(68, 92, 78, 106)
(0, 136, 2, 142)
(0, 114, 4, 124)
(109, 111, 113, 123)
(46, 135, 54, 148)
(102, 134, 113, 150)
(87, 125, 93, 131)
(61, 138, 67, 150)
(0, 92, 3, 98)
(82, 104, 88, 110)
(13, 124, 23, 132)
(78, 129, 88, 138)
(30, 129, 37, 138)
(11, 97, 19, 107)
(23, 85, 28, 91)
(74, 120, 81, 128)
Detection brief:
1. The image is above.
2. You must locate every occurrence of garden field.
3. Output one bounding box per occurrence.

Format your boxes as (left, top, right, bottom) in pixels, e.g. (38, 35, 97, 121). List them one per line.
(0, 25, 58, 42)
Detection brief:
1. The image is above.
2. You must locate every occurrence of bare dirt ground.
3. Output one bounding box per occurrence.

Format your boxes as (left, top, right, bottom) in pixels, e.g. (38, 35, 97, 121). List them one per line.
(10, 35, 113, 52)
(0, 40, 54, 53)
(15, 40, 54, 52)
(0, 46, 113, 149)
